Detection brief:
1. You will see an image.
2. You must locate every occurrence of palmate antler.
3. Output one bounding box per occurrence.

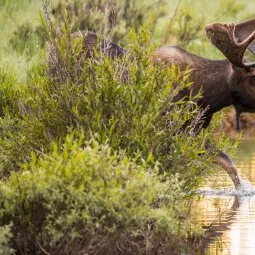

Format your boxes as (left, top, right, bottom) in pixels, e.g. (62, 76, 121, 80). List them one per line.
(235, 19, 255, 54)
(205, 19, 255, 68)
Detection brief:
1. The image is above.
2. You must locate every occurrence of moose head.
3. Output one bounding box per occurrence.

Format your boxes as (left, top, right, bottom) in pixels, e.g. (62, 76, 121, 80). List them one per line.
(205, 19, 255, 130)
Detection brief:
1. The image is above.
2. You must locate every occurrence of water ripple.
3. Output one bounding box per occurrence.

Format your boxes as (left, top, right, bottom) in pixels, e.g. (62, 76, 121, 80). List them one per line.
(197, 179, 255, 196)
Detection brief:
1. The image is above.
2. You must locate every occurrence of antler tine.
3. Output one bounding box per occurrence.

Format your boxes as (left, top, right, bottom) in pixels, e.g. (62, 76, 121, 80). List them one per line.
(238, 29, 255, 52)
(205, 22, 255, 68)
(235, 19, 255, 55)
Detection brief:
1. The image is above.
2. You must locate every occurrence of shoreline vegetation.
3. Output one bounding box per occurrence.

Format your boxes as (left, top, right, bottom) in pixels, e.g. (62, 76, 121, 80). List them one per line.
(0, 0, 254, 254)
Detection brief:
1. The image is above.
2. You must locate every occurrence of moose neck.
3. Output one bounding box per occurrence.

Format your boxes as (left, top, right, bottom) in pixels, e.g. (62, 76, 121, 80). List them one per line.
(190, 59, 234, 114)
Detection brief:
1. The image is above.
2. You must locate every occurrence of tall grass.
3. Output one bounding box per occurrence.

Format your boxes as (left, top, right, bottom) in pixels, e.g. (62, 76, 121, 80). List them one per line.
(0, 0, 59, 82)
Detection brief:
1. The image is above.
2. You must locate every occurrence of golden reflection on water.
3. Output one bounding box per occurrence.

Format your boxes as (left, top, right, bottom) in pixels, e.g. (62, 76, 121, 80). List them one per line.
(193, 140, 255, 255)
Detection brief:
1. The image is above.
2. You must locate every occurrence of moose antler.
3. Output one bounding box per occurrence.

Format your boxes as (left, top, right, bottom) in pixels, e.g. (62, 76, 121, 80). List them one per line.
(235, 19, 255, 54)
(205, 20, 255, 68)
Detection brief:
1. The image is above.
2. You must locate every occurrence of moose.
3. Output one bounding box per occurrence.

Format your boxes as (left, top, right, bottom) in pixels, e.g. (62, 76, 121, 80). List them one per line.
(153, 19, 255, 188)
(154, 19, 255, 131)
(50, 19, 255, 188)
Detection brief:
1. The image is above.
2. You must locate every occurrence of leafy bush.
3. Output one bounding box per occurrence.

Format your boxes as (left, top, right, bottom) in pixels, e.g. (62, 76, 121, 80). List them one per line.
(0, 134, 192, 254)
(0, 6, 229, 191)
(0, 67, 28, 175)
(1, 23, 218, 187)
(0, 225, 14, 255)
(0, 67, 19, 117)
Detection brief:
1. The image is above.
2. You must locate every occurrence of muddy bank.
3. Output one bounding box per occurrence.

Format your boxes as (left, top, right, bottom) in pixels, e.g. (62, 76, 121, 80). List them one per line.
(219, 107, 255, 139)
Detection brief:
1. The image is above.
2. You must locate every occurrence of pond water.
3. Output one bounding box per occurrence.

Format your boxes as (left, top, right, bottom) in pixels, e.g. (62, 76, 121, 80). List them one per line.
(192, 140, 255, 255)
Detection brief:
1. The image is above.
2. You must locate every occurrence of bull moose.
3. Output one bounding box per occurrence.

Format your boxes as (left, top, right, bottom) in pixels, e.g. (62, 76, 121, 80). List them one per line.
(153, 19, 255, 188)
(50, 19, 255, 188)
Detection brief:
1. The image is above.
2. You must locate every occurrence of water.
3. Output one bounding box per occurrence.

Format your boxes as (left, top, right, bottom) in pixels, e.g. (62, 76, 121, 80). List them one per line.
(192, 140, 255, 255)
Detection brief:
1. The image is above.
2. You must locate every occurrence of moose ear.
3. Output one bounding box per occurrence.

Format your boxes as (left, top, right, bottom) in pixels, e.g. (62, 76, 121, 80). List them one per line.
(235, 19, 255, 54)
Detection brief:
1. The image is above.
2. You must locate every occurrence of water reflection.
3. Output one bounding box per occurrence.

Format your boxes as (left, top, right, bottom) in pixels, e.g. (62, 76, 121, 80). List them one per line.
(194, 140, 255, 255)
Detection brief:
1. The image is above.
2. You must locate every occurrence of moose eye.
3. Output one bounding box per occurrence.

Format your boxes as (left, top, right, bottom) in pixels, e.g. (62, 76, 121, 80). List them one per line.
(250, 76, 255, 85)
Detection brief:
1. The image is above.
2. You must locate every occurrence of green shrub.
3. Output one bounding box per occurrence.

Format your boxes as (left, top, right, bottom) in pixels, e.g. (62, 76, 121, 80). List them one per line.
(0, 12, 228, 191)
(0, 67, 29, 176)
(0, 133, 192, 254)
(0, 224, 14, 255)
(0, 67, 20, 116)
(27, 30, 218, 186)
